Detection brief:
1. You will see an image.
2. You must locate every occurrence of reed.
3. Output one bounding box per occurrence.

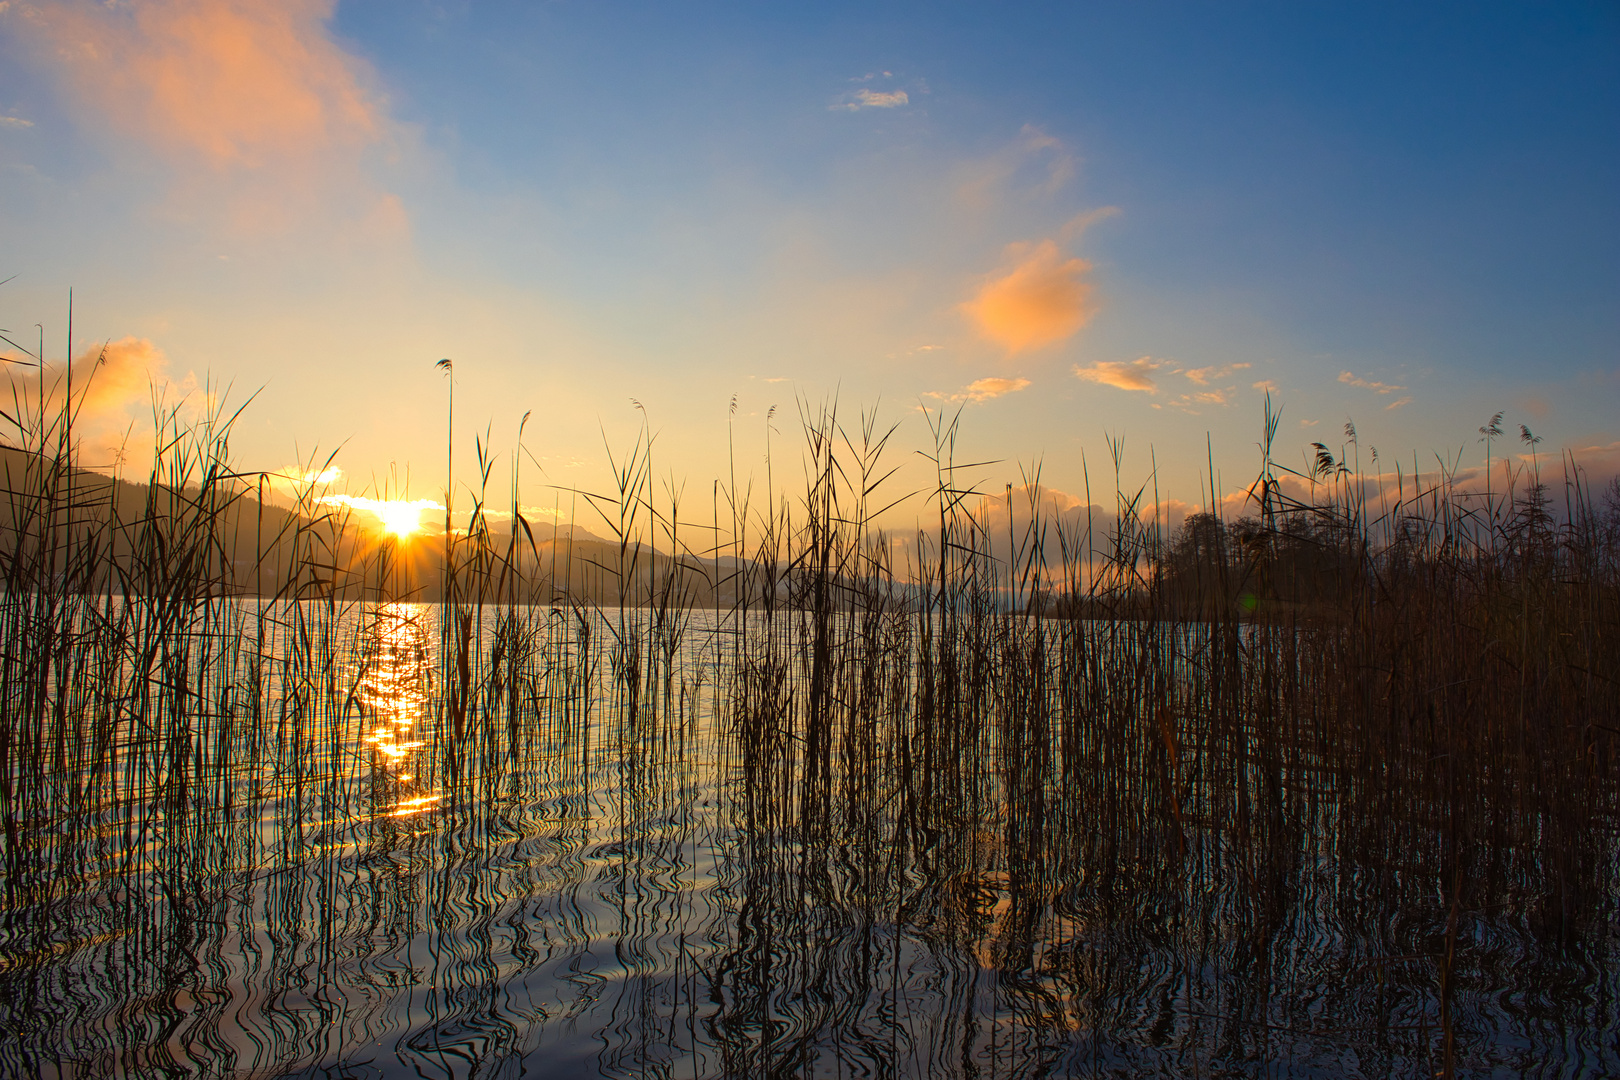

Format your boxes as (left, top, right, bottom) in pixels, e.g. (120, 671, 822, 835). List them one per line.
(0, 313, 1614, 1076)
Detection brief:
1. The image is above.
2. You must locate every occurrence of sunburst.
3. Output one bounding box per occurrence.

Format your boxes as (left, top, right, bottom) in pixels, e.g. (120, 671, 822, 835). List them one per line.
(372, 500, 427, 537)
(320, 495, 441, 539)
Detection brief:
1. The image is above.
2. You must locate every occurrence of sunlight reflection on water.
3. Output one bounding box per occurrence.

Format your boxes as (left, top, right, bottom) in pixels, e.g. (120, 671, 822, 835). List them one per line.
(355, 603, 439, 817)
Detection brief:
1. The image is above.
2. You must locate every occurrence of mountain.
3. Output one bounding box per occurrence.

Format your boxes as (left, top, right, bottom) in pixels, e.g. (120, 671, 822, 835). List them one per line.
(0, 445, 757, 607)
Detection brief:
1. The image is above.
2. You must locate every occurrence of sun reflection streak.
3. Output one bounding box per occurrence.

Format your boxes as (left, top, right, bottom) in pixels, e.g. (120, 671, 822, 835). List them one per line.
(391, 794, 444, 817)
(354, 603, 439, 819)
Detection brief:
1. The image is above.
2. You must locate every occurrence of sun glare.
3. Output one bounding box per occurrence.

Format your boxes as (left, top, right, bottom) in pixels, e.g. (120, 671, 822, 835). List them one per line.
(319, 495, 440, 539)
(373, 501, 425, 538)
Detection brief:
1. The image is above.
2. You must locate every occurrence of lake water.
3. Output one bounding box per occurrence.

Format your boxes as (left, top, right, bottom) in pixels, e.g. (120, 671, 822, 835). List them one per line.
(2, 599, 1614, 1078)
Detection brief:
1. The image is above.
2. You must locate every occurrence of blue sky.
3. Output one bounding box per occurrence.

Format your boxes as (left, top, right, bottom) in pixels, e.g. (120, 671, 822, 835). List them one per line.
(2, 1, 1616, 530)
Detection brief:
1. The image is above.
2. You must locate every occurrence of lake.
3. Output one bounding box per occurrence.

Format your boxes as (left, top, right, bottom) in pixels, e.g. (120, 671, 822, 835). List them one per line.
(1, 597, 1614, 1079)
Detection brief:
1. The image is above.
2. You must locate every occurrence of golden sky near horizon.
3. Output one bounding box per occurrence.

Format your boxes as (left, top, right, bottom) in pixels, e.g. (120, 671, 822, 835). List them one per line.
(1, 0, 1615, 537)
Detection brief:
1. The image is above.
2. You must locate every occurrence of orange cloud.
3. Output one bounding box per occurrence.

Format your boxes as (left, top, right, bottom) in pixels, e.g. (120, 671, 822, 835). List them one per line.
(1073, 357, 1162, 393)
(962, 376, 1030, 401)
(964, 240, 1097, 353)
(1338, 370, 1406, 395)
(74, 338, 172, 418)
(1153, 387, 1239, 415)
(2, 337, 167, 416)
(927, 376, 1032, 403)
(1183, 362, 1249, 385)
(2, 337, 182, 468)
(22, 0, 380, 167)
(13, 0, 401, 238)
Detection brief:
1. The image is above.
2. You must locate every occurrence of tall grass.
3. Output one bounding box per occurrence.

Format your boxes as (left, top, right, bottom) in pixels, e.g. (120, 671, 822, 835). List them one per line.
(0, 316, 1615, 1077)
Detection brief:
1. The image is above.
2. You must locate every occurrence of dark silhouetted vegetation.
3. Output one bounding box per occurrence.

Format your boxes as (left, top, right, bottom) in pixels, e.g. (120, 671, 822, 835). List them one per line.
(0, 317, 1615, 1078)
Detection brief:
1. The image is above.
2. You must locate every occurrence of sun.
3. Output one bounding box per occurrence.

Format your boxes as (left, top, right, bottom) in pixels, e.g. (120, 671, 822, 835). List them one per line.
(372, 501, 426, 538)
(319, 494, 439, 539)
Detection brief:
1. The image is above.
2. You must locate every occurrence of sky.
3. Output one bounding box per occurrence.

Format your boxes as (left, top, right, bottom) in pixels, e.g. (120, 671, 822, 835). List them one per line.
(1, 1, 1617, 538)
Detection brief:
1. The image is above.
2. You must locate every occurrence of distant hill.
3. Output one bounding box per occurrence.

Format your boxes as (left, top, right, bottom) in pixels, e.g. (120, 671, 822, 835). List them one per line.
(0, 445, 758, 607)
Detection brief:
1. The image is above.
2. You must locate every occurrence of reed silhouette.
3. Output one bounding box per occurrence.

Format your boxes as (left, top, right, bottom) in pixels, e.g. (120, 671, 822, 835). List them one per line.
(0, 319, 1614, 1078)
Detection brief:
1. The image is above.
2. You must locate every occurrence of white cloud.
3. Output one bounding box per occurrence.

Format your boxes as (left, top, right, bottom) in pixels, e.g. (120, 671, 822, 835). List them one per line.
(859, 88, 907, 108)
(0, 116, 34, 129)
(858, 88, 907, 108)
(319, 493, 441, 511)
(262, 463, 343, 498)
(279, 465, 343, 486)
(832, 87, 911, 111)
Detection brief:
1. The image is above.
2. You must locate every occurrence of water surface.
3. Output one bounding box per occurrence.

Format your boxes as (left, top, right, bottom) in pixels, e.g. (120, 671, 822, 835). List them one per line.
(2, 600, 1614, 1078)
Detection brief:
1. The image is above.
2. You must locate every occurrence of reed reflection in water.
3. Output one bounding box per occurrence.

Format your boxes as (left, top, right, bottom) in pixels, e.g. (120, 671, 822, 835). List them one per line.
(1, 593, 1614, 1080)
